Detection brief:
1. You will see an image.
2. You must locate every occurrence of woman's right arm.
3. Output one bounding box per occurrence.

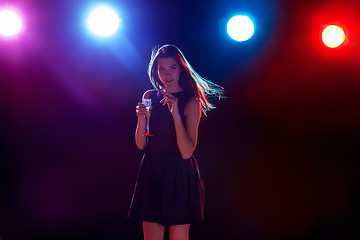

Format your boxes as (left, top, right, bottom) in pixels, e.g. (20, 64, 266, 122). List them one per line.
(135, 90, 153, 150)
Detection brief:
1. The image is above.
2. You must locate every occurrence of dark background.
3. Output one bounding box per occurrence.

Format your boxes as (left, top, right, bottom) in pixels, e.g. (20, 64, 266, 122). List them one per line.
(1, 0, 359, 239)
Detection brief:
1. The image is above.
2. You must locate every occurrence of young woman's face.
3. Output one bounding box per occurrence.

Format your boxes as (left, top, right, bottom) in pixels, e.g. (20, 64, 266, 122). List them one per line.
(157, 57, 181, 89)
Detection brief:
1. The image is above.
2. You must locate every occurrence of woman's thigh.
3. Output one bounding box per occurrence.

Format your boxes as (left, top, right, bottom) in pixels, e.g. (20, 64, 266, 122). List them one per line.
(169, 224, 190, 240)
(143, 221, 165, 240)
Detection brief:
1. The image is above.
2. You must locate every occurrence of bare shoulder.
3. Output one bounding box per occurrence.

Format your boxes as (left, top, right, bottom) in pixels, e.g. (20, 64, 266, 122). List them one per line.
(185, 97, 200, 116)
(142, 89, 155, 99)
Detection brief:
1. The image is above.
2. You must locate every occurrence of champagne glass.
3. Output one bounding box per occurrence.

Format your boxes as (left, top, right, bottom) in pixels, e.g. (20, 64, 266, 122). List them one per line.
(142, 99, 153, 136)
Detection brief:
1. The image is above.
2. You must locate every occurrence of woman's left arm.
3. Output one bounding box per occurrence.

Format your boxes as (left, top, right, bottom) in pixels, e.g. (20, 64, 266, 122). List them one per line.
(173, 97, 201, 159)
(160, 91, 201, 159)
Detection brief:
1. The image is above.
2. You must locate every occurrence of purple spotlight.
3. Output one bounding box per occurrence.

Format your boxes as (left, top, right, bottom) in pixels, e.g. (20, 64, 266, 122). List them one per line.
(0, 9, 23, 37)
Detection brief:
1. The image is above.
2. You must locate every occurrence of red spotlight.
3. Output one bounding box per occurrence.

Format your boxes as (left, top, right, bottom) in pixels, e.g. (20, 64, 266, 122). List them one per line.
(310, 1, 360, 57)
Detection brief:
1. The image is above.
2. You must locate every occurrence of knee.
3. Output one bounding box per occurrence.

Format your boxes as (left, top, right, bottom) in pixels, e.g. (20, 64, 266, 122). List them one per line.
(170, 233, 188, 240)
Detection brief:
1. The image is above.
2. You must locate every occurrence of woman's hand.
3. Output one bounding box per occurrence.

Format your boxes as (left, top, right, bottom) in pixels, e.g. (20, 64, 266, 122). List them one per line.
(136, 102, 151, 120)
(160, 90, 180, 117)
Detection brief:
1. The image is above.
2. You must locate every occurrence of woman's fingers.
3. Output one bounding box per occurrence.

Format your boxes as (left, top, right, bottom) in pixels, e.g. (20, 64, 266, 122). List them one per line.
(159, 91, 179, 112)
(136, 102, 148, 118)
(136, 103, 145, 111)
(160, 93, 176, 102)
(164, 92, 174, 98)
(160, 94, 171, 106)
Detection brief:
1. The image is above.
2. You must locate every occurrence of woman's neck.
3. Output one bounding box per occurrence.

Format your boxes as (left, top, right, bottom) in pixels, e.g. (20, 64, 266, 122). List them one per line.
(163, 86, 183, 93)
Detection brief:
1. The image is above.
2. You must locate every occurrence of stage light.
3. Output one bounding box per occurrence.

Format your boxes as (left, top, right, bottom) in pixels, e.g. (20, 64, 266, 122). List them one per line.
(86, 6, 122, 37)
(0, 9, 23, 37)
(322, 25, 346, 48)
(227, 15, 255, 42)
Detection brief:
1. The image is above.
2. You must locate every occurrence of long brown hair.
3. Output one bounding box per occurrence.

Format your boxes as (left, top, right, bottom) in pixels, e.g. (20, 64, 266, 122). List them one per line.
(148, 44, 224, 115)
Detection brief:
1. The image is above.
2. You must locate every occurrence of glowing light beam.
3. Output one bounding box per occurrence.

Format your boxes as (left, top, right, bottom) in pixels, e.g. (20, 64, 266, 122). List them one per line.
(86, 6, 122, 37)
(227, 15, 255, 42)
(0, 9, 23, 37)
(322, 25, 346, 48)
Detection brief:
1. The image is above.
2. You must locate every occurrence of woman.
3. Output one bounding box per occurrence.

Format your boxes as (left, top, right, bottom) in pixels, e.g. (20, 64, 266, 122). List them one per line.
(128, 44, 223, 240)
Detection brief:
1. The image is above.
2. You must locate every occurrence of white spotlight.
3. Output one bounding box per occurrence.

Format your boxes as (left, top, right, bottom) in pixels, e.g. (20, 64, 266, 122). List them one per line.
(87, 6, 122, 37)
(0, 9, 23, 37)
(227, 15, 255, 42)
(322, 25, 346, 48)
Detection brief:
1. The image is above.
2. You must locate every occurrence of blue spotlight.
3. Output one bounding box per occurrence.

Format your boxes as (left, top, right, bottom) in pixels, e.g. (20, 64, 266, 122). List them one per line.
(227, 15, 255, 42)
(86, 6, 122, 37)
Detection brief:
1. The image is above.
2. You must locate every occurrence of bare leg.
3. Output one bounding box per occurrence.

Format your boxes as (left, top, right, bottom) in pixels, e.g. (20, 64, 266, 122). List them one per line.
(143, 221, 165, 240)
(169, 224, 190, 240)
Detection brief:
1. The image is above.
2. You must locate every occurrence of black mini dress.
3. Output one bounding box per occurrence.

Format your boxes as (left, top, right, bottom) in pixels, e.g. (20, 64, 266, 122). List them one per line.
(128, 90, 205, 226)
